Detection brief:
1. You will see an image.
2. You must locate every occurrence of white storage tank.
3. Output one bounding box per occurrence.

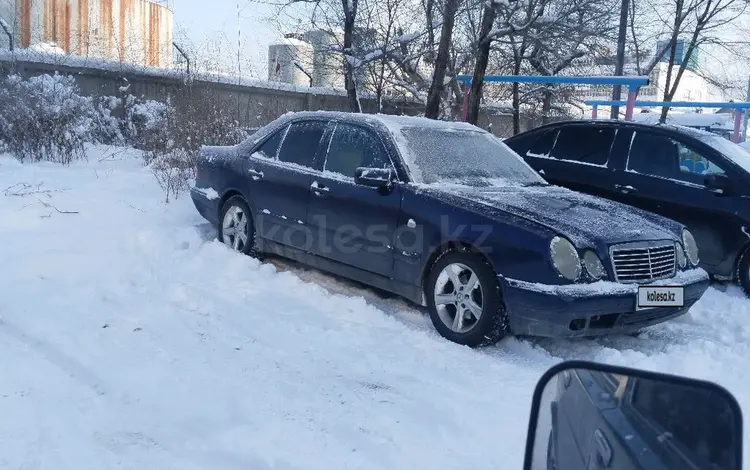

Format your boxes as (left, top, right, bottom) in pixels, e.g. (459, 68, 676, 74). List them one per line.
(301, 28, 344, 90)
(268, 35, 314, 87)
(2, 0, 173, 68)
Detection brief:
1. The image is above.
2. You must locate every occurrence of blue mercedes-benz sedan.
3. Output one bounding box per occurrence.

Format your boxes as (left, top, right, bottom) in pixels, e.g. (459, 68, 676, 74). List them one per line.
(190, 111, 710, 347)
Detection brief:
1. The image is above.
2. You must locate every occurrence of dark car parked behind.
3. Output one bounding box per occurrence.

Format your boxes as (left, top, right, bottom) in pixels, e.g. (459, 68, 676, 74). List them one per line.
(191, 111, 709, 347)
(505, 120, 750, 295)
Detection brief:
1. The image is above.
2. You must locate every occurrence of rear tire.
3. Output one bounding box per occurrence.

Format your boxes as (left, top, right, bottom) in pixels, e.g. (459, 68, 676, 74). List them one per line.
(425, 249, 509, 347)
(218, 195, 255, 256)
(735, 247, 750, 298)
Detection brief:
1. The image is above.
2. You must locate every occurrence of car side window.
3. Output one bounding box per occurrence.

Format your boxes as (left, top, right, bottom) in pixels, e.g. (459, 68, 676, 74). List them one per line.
(277, 121, 327, 168)
(628, 132, 726, 184)
(677, 143, 726, 177)
(526, 130, 558, 157)
(549, 126, 614, 165)
(629, 379, 734, 469)
(627, 131, 680, 178)
(255, 126, 286, 159)
(324, 123, 392, 178)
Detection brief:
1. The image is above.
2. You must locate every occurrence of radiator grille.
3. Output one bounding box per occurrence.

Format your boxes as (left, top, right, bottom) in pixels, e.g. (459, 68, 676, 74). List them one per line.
(611, 243, 676, 283)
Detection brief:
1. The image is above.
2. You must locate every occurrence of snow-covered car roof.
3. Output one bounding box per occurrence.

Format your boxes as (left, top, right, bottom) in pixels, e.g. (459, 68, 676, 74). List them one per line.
(274, 110, 484, 132)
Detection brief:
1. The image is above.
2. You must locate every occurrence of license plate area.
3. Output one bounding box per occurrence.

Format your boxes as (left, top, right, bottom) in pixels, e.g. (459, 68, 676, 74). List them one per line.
(637, 286, 684, 310)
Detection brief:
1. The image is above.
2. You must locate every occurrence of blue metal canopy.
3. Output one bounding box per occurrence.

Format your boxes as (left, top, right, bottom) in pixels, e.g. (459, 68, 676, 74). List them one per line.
(456, 75, 650, 87)
(585, 99, 750, 109)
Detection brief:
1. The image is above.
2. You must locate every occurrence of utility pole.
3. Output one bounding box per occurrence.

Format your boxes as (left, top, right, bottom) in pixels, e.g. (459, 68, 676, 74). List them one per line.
(610, 0, 629, 119)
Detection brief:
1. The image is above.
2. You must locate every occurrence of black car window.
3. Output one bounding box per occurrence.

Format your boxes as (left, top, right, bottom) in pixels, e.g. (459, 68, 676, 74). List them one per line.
(277, 121, 327, 168)
(255, 126, 286, 159)
(526, 129, 558, 157)
(325, 123, 392, 178)
(627, 131, 681, 178)
(630, 378, 736, 469)
(550, 126, 614, 165)
(628, 132, 725, 185)
(676, 142, 727, 177)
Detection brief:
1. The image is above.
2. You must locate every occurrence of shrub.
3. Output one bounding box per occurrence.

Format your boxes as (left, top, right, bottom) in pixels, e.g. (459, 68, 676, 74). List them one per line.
(0, 73, 97, 164)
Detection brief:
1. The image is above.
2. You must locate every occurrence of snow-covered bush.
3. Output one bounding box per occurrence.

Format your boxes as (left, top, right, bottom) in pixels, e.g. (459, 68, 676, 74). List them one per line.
(149, 148, 196, 203)
(137, 88, 249, 202)
(0, 73, 98, 164)
(90, 95, 124, 145)
(121, 96, 173, 152)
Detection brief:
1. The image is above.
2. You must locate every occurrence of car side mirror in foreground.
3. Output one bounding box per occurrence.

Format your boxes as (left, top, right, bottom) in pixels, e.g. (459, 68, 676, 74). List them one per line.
(354, 167, 395, 192)
(523, 361, 742, 470)
(705, 174, 732, 195)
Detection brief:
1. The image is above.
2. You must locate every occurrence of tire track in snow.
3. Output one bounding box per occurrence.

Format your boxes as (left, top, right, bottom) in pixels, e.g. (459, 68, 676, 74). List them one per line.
(0, 318, 108, 397)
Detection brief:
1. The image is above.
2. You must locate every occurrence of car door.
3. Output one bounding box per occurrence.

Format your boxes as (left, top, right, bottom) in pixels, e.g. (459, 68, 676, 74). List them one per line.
(611, 129, 740, 271)
(554, 371, 650, 470)
(245, 120, 329, 251)
(306, 121, 401, 277)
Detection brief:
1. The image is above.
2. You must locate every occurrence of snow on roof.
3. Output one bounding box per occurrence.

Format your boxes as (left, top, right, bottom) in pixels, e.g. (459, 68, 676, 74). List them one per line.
(273, 110, 483, 132)
(633, 112, 734, 130)
(368, 114, 483, 132)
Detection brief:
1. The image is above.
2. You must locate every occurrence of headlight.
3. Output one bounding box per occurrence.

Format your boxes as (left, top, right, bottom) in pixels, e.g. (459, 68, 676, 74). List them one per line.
(682, 229, 699, 266)
(583, 250, 606, 279)
(675, 242, 687, 269)
(550, 236, 582, 280)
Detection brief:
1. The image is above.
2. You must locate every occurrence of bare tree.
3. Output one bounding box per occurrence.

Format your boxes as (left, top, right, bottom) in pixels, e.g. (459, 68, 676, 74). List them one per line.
(525, 0, 617, 123)
(653, 0, 747, 121)
(425, 0, 462, 118)
(465, 0, 548, 125)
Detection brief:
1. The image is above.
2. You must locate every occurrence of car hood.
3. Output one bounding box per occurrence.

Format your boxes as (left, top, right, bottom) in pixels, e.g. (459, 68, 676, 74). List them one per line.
(424, 184, 680, 247)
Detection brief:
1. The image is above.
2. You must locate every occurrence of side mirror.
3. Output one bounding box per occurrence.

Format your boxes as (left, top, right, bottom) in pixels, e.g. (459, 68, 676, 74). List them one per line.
(705, 174, 732, 195)
(523, 361, 742, 470)
(354, 167, 395, 190)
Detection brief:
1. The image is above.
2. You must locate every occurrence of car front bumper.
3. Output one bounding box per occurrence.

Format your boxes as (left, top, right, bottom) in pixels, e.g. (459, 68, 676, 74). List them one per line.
(502, 268, 710, 338)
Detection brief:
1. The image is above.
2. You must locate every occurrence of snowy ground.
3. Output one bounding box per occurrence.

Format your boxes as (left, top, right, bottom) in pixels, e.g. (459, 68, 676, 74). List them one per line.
(1, 145, 748, 470)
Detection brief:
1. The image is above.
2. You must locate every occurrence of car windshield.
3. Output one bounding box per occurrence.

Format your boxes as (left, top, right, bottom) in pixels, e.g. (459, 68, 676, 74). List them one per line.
(397, 127, 548, 186)
(700, 135, 750, 174)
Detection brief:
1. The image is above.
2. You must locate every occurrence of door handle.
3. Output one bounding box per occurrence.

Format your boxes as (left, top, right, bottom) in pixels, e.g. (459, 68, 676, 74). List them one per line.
(310, 180, 329, 196)
(615, 184, 637, 194)
(589, 429, 612, 469)
(247, 169, 264, 180)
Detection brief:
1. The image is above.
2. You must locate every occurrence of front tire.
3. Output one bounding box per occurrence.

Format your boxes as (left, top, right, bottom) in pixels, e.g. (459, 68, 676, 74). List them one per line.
(425, 249, 509, 347)
(218, 195, 255, 255)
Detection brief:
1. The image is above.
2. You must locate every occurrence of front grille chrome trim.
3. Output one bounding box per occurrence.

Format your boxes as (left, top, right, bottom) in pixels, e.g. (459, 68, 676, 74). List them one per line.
(608, 240, 676, 284)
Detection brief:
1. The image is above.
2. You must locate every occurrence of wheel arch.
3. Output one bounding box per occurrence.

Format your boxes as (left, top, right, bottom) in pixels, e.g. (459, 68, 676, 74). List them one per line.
(733, 239, 750, 281)
(420, 240, 498, 305)
(217, 188, 251, 222)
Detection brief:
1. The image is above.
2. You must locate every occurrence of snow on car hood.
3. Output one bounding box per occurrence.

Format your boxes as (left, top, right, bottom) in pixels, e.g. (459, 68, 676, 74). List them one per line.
(426, 184, 680, 247)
